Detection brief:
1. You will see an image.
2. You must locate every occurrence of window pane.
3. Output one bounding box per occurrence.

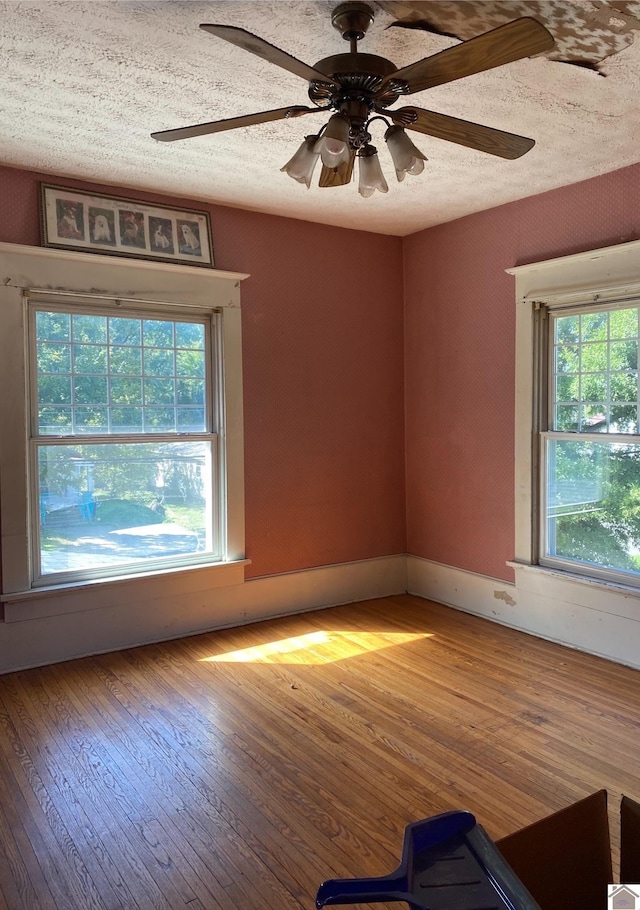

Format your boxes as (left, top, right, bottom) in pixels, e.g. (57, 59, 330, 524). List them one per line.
(145, 378, 175, 406)
(545, 438, 640, 578)
(38, 342, 70, 373)
(176, 349, 205, 377)
(110, 377, 142, 406)
(38, 407, 72, 434)
(36, 311, 70, 342)
(177, 408, 205, 431)
(73, 344, 107, 374)
(110, 345, 142, 375)
(555, 404, 579, 432)
(556, 315, 579, 345)
(611, 340, 637, 371)
(610, 308, 638, 339)
(74, 375, 108, 406)
(144, 348, 175, 376)
(73, 314, 107, 344)
(109, 317, 141, 346)
(35, 309, 208, 436)
(75, 407, 109, 433)
(38, 374, 71, 406)
(580, 312, 607, 341)
(177, 378, 205, 406)
(552, 306, 640, 434)
(176, 322, 205, 349)
(37, 441, 214, 578)
(144, 408, 176, 431)
(556, 345, 579, 373)
(111, 407, 143, 433)
(144, 319, 174, 347)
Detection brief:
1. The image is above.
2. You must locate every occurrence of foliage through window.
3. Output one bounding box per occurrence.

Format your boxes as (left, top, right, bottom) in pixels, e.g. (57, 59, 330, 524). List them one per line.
(31, 303, 220, 584)
(542, 302, 640, 582)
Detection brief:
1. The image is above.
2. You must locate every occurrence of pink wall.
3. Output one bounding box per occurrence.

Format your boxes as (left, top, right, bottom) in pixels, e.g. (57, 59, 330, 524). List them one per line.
(0, 166, 406, 579)
(404, 161, 640, 582)
(6, 158, 639, 590)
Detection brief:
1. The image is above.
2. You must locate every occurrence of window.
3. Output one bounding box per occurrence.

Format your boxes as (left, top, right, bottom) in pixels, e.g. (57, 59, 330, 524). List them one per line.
(31, 301, 221, 584)
(541, 301, 640, 585)
(0, 243, 246, 605)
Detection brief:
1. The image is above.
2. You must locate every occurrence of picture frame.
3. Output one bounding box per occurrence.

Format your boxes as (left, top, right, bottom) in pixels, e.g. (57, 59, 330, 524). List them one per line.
(39, 184, 214, 268)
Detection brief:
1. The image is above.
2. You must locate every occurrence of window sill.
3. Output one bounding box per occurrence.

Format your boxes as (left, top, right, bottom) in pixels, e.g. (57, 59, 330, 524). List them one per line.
(508, 559, 640, 595)
(1, 558, 251, 623)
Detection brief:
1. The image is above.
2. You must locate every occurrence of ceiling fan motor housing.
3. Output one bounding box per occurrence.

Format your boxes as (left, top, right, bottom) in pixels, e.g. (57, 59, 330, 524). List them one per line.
(331, 2, 375, 41)
(309, 54, 406, 114)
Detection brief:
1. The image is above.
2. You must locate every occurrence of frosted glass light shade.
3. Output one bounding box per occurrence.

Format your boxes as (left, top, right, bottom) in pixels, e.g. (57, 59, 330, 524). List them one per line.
(358, 147, 388, 198)
(314, 115, 351, 168)
(280, 135, 321, 188)
(385, 126, 427, 182)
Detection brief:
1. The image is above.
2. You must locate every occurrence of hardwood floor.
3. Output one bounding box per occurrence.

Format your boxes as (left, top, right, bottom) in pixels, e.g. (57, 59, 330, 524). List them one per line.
(0, 594, 639, 909)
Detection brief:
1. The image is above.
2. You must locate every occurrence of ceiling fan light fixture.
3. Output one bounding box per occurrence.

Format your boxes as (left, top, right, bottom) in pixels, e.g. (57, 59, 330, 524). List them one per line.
(314, 113, 351, 167)
(358, 145, 388, 198)
(385, 125, 427, 182)
(281, 134, 321, 188)
(158, 11, 554, 197)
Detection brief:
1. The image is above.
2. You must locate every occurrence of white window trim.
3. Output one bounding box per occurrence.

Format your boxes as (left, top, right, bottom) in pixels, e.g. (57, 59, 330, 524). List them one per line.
(508, 238, 640, 585)
(0, 242, 249, 610)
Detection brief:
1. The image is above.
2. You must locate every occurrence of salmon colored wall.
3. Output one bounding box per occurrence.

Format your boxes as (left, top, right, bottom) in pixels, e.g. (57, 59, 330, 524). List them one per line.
(404, 161, 640, 583)
(0, 166, 406, 579)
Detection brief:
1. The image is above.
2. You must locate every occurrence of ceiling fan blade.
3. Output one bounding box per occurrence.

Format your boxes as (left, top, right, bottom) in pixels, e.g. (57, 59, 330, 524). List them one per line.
(152, 106, 323, 142)
(391, 107, 535, 159)
(381, 17, 554, 95)
(318, 151, 356, 188)
(200, 24, 337, 87)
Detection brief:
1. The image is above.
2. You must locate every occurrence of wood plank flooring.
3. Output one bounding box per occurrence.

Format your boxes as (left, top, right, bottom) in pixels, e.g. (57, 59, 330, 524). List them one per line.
(0, 594, 639, 908)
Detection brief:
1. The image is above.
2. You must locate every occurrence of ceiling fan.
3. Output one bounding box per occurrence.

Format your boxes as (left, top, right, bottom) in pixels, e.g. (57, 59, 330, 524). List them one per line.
(151, 2, 555, 196)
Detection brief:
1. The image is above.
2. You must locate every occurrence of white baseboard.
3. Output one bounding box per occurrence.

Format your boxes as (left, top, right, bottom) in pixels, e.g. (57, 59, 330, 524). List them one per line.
(4, 551, 639, 673)
(407, 554, 640, 670)
(0, 554, 407, 673)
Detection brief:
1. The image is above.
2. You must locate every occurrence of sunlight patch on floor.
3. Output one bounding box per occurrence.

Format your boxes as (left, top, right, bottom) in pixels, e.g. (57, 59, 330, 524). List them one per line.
(199, 630, 433, 664)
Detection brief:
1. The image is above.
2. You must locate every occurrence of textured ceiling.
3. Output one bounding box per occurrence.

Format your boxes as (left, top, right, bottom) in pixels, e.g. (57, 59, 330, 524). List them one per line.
(3, 0, 640, 235)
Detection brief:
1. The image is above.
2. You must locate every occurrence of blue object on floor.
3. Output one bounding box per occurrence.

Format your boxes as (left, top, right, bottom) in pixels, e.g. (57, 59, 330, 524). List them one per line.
(315, 810, 540, 910)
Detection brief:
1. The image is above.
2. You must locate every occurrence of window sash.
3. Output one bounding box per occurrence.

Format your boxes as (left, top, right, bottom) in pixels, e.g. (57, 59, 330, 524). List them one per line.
(30, 436, 221, 585)
(28, 300, 217, 439)
(547, 304, 640, 436)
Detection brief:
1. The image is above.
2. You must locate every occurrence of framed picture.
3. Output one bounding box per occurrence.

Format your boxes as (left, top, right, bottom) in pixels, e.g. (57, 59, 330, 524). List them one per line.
(39, 184, 214, 268)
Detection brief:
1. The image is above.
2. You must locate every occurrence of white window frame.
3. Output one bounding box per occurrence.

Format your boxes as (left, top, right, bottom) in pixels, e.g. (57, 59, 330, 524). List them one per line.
(29, 296, 224, 585)
(0, 242, 249, 610)
(509, 238, 640, 587)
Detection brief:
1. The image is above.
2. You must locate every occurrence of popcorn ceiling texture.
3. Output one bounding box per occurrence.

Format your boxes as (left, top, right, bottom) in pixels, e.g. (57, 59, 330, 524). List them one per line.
(4, 1, 640, 236)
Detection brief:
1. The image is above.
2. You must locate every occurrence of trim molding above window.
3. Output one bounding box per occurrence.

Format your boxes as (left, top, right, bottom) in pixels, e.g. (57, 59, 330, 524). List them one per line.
(0, 242, 249, 609)
(509, 239, 640, 588)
